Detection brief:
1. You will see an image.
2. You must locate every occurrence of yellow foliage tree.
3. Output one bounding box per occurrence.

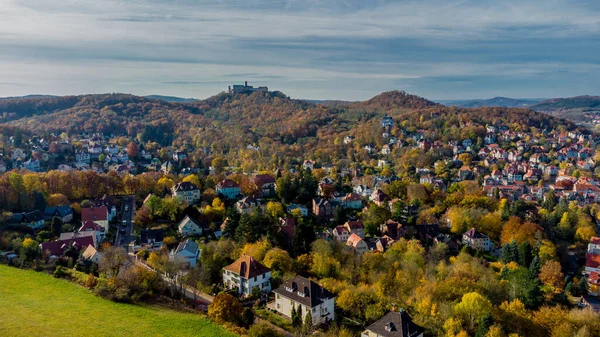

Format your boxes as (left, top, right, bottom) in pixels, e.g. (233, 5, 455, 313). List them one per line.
(263, 248, 293, 272)
(575, 226, 597, 243)
(485, 325, 506, 337)
(242, 238, 271, 262)
(454, 292, 492, 331)
(182, 174, 201, 188)
(266, 201, 284, 219)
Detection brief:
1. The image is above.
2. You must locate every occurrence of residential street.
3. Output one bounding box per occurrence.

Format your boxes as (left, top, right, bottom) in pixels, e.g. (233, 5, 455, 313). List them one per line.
(115, 195, 135, 249)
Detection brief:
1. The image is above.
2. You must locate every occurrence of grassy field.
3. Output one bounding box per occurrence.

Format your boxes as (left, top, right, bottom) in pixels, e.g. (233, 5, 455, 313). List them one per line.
(0, 265, 237, 337)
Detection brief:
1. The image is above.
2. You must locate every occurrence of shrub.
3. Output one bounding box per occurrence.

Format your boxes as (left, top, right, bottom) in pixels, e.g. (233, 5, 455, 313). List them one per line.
(53, 266, 67, 278)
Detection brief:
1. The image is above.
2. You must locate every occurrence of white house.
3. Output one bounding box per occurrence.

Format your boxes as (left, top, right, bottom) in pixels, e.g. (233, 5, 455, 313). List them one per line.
(273, 275, 335, 326)
(353, 184, 372, 197)
(347, 233, 369, 254)
(81, 245, 104, 264)
(171, 182, 201, 204)
(170, 239, 200, 269)
(177, 216, 203, 236)
(222, 254, 272, 296)
(462, 228, 493, 252)
(332, 226, 350, 242)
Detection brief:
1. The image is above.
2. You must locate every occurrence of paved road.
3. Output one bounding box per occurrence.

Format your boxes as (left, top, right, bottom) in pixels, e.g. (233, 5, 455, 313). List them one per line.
(115, 195, 135, 248)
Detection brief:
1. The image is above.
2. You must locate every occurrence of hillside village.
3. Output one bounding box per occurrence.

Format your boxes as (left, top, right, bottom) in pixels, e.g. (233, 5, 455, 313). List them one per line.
(1, 88, 600, 336)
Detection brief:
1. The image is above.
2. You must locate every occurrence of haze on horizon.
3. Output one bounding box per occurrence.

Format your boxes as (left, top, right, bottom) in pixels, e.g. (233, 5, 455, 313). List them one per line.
(1, 0, 599, 101)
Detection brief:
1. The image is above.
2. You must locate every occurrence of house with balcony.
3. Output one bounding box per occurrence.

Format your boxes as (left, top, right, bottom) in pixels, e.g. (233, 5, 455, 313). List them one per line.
(222, 254, 272, 296)
(171, 182, 201, 204)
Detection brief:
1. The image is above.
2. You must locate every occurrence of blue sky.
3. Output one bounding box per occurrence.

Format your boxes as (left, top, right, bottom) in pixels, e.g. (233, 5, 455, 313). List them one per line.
(0, 0, 599, 100)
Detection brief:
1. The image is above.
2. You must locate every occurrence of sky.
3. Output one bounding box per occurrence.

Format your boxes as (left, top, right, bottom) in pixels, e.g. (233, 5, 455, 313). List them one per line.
(0, 0, 599, 101)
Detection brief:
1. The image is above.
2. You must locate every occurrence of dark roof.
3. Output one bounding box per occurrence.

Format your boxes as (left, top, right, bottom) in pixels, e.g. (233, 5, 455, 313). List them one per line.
(173, 181, 200, 192)
(140, 228, 164, 243)
(174, 239, 199, 255)
(272, 275, 334, 308)
(365, 310, 425, 337)
(346, 220, 364, 230)
(16, 210, 45, 223)
(314, 198, 332, 207)
(44, 206, 73, 217)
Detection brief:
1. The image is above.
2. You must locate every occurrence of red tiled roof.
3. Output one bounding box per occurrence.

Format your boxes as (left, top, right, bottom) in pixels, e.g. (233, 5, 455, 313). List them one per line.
(346, 233, 364, 247)
(587, 253, 600, 269)
(41, 236, 95, 256)
(591, 237, 600, 245)
(79, 221, 103, 232)
(334, 226, 348, 235)
(81, 206, 108, 222)
(218, 179, 239, 189)
(223, 254, 271, 279)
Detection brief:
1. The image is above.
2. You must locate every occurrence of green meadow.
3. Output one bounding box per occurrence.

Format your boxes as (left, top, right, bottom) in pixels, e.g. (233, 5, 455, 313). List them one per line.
(0, 265, 236, 337)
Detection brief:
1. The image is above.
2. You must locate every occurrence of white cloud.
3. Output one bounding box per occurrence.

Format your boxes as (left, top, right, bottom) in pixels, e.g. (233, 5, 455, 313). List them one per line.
(0, 0, 598, 99)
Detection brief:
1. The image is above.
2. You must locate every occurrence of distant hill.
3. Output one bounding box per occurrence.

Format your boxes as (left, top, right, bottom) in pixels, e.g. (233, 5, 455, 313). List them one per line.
(0, 94, 58, 100)
(528, 95, 600, 127)
(0, 90, 582, 166)
(438, 97, 545, 108)
(145, 95, 198, 103)
(529, 95, 600, 111)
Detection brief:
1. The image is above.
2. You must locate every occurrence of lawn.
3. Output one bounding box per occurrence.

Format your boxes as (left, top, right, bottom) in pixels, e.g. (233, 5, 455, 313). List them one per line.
(0, 265, 237, 337)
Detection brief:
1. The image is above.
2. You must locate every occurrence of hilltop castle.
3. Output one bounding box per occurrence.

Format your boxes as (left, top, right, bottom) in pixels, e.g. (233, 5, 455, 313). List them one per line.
(228, 81, 268, 94)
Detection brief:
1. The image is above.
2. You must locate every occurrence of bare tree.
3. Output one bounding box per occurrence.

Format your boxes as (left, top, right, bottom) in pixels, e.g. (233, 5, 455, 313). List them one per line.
(99, 246, 128, 278)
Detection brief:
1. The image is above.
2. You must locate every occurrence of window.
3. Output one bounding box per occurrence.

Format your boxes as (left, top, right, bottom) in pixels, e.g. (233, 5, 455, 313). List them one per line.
(254, 276, 257, 282)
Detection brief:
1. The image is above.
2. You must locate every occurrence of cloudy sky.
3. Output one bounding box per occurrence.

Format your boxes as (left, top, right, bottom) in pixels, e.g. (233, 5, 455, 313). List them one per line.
(1, 0, 599, 100)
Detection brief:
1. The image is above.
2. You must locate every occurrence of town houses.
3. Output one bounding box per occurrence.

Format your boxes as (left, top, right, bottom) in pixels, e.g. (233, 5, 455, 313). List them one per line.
(3, 99, 600, 336)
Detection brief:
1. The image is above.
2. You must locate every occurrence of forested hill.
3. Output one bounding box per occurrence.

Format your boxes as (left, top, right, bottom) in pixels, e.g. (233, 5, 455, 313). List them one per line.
(530, 96, 600, 112)
(348, 90, 440, 111)
(0, 90, 584, 168)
